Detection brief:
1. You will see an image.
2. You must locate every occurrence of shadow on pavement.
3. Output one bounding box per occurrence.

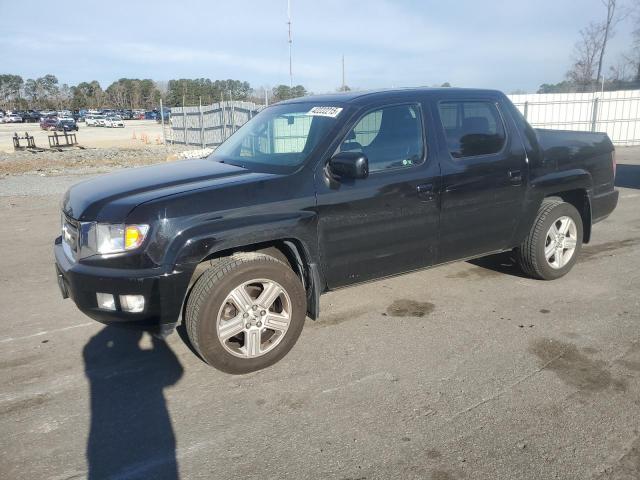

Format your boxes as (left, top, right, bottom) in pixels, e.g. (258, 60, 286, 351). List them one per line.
(468, 251, 529, 278)
(615, 164, 640, 190)
(84, 325, 184, 480)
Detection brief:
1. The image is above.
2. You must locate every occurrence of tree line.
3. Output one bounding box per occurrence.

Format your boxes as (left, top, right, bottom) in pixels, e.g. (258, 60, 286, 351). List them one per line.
(0, 74, 311, 111)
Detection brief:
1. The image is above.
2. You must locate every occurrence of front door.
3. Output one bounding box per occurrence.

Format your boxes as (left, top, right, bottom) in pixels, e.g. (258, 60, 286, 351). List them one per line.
(434, 98, 528, 263)
(315, 103, 440, 288)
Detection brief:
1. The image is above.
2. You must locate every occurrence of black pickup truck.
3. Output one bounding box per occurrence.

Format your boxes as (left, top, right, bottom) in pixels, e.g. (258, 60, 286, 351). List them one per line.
(55, 88, 618, 373)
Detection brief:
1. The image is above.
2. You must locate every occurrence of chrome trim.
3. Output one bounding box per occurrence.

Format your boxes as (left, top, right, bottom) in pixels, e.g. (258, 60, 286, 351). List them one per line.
(61, 212, 98, 261)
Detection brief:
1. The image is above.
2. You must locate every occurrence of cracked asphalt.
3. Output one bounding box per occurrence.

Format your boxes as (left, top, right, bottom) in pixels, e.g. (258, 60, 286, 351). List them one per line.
(1, 149, 639, 480)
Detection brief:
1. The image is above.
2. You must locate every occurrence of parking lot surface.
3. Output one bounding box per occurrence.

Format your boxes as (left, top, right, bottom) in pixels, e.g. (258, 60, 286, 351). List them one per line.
(0, 149, 639, 480)
(0, 120, 164, 153)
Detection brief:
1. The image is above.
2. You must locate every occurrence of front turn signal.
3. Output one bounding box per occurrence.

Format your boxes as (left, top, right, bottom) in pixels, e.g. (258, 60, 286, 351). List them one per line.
(124, 225, 149, 250)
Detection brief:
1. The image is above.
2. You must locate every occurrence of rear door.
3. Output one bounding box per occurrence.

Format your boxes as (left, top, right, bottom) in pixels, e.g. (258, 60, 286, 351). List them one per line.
(315, 101, 441, 288)
(434, 96, 528, 263)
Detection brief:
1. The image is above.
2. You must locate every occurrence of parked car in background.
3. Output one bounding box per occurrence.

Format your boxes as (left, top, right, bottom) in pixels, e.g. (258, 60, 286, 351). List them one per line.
(144, 110, 160, 120)
(22, 111, 42, 123)
(5, 113, 23, 123)
(104, 116, 125, 128)
(56, 118, 79, 132)
(156, 108, 171, 123)
(40, 117, 58, 130)
(85, 115, 105, 127)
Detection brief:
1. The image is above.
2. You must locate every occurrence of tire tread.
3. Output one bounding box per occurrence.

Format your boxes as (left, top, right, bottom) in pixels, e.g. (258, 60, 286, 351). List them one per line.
(515, 199, 564, 280)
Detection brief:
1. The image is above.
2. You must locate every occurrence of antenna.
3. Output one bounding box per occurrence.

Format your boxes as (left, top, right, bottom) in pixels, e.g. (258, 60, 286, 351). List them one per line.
(288, 0, 293, 88)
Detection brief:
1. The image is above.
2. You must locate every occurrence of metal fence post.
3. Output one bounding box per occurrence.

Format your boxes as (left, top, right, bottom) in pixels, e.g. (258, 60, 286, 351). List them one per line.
(523, 101, 529, 121)
(199, 97, 204, 148)
(220, 92, 226, 143)
(159, 98, 166, 146)
(230, 92, 236, 134)
(591, 97, 599, 132)
(182, 95, 187, 145)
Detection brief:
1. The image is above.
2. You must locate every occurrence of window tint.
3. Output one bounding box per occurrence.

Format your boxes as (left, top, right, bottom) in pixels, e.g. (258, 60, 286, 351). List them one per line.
(438, 101, 506, 158)
(339, 104, 424, 172)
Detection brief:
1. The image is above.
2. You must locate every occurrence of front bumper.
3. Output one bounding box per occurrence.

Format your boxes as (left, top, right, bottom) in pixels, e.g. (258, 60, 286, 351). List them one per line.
(54, 237, 193, 329)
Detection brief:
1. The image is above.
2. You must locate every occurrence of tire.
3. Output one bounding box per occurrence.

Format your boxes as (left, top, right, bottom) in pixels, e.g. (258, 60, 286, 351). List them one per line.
(515, 199, 583, 280)
(185, 252, 307, 374)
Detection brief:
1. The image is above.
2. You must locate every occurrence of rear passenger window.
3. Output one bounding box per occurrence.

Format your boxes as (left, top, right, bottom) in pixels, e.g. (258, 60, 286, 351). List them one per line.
(438, 101, 506, 158)
(339, 104, 424, 172)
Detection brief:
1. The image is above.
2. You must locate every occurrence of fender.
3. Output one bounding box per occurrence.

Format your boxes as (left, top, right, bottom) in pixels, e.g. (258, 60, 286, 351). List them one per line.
(511, 168, 593, 246)
(169, 211, 319, 266)
(169, 212, 324, 320)
(529, 168, 593, 194)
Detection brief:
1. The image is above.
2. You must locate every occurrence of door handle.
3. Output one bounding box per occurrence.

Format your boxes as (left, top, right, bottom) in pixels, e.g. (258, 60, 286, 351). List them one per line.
(508, 170, 522, 184)
(417, 183, 435, 201)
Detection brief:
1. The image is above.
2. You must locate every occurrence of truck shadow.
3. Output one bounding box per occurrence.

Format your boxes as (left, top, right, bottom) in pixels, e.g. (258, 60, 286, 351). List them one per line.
(615, 164, 640, 190)
(467, 251, 530, 278)
(83, 325, 184, 480)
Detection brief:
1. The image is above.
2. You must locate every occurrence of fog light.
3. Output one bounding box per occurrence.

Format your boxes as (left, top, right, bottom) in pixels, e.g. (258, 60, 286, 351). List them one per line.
(96, 293, 116, 311)
(120, 295, 145, 313)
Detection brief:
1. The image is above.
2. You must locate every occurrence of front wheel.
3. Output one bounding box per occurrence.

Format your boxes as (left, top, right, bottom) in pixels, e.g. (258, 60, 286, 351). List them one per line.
(185, 252, 306, 374)
(515, 199, 583, 280)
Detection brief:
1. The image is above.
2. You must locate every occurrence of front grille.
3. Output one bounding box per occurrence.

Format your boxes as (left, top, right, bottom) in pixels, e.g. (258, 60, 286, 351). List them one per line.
(62, 213, 80, 261)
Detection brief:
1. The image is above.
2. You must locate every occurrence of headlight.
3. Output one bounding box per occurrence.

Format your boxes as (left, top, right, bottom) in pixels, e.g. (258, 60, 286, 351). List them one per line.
(96, 224, 149, 254)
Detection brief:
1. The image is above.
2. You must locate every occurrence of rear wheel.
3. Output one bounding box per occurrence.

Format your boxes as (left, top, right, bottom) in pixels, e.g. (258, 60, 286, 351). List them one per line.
(515, 199, 583, 280)
(185, 252, 306, 374)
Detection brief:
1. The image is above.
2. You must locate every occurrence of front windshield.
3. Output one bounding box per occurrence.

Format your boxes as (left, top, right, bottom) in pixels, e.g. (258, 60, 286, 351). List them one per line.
(212, 103, 344, 173)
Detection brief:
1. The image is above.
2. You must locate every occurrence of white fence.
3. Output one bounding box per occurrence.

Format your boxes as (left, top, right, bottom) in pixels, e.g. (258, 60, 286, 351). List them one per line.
(508, 89, 640, 146)
(169, 91, 640, 148)
(170, 101, 263, 147)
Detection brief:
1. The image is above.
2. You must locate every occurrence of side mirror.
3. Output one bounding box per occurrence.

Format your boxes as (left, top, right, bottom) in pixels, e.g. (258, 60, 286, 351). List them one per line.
(328, 151, 369, 180)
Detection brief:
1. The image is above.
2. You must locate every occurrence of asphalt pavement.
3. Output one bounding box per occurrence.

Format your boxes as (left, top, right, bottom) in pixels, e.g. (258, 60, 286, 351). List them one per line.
(1, 149, 639, 480)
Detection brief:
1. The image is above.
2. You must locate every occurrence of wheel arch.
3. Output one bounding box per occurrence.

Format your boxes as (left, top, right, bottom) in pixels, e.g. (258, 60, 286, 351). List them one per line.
(544, 188, 592, 243)
(184, 238, 323, 322)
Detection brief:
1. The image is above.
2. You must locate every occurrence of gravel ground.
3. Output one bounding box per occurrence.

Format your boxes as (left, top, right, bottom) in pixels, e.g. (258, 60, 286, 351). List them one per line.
(0, 145, 196, 177)
(0, 147, 638, 480)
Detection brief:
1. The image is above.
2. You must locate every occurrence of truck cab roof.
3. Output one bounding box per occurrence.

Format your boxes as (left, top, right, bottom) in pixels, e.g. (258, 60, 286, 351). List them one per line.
(277, 87, 505, 106)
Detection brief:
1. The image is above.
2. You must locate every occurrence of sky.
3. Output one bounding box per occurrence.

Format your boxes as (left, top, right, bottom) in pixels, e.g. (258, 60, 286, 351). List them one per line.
(0, 0, 636, 94)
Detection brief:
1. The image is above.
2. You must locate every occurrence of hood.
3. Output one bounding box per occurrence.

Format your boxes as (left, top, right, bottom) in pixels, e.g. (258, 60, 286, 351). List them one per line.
(62, 158, 264, 221)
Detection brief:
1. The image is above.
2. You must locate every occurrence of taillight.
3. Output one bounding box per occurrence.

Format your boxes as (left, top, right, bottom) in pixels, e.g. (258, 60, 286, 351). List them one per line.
(612, 149, 616, 178)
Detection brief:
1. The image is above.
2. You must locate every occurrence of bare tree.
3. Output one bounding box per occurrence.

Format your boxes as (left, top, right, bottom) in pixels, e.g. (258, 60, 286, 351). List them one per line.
(628, 0, 640, 81)
(596, 0, 618, 83)
(567, 22, 606, 89)
(567, 0, 619, 90)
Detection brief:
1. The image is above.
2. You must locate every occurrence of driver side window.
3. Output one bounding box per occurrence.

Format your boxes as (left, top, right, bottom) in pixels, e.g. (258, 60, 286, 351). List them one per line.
(339, 104, 424, 172)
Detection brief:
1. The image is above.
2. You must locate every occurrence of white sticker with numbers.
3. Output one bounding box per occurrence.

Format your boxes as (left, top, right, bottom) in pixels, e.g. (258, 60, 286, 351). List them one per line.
(306, 106, 343, 118)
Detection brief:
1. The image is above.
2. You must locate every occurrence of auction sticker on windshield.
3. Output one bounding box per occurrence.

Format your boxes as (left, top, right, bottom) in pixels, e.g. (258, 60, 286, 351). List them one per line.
(306, 106, 343, 118)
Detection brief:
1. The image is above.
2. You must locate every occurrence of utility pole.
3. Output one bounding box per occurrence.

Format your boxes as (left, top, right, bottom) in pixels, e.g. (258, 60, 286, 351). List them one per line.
(288, 0, 293, 88)
(341, 55, 345, 91)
